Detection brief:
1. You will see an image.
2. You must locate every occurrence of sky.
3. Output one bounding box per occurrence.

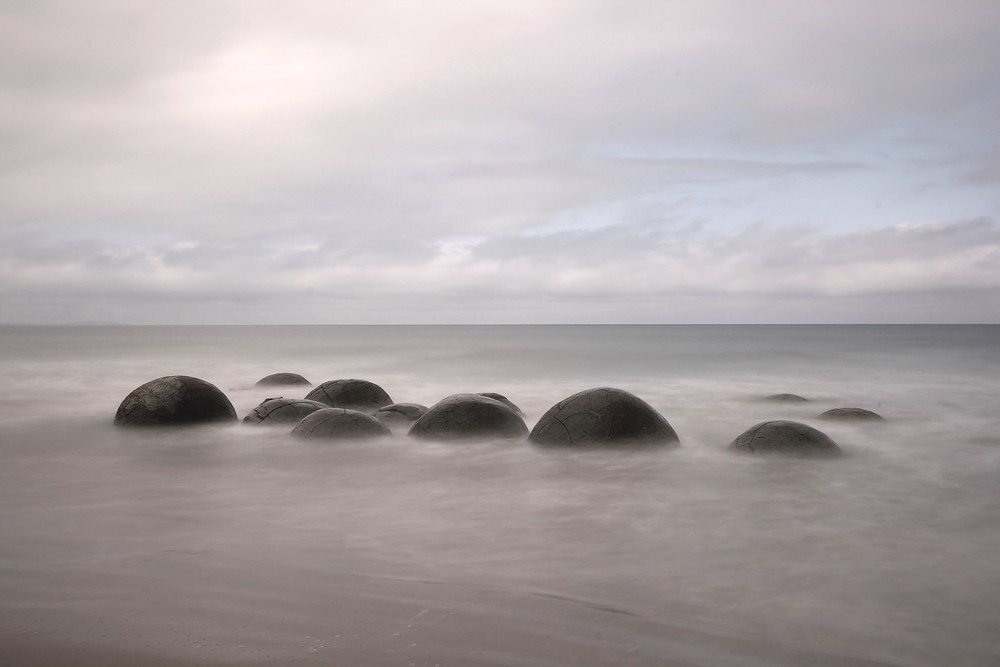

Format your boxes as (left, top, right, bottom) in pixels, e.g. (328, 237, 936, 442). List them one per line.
(2, 0, 999, 324)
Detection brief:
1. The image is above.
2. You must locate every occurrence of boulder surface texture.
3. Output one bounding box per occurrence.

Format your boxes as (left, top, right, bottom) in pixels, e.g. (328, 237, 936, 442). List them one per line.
(242, 397, 329, 425)
(764, 393, 809, 403)
(730, 420, 842, 457)
(374, 403, 429, 431)
(255, 372, 311, 387)
(291, 408, 391, 439)
(114, 375, 237, 426)
(529, 387, 678, 447)
(409, 394, 528, 441)
(305, 379, 393, 413)
(478, 392, 523, 415)
(818, 407, 884, 422)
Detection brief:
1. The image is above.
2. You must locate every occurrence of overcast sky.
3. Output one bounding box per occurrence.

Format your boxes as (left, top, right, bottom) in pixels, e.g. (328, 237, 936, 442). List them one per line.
(2, 1, 999, 324)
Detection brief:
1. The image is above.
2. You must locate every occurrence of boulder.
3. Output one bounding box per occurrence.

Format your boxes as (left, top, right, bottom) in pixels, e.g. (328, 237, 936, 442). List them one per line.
(242, 397, 329, 425)
(255, 372, 311, 387)
(529, 387, 678, 447)
(290, 408, 391, 440)
(478, 392, 523, 415)
(114, 375, 237, 426)
(764, 393, 809, 402)
(730, 420, 842, 457)
(305, 379, 393, 413)
(374, 403, 429, 431)
(818, 407, 884, 422)
(409, 394, 528, 441)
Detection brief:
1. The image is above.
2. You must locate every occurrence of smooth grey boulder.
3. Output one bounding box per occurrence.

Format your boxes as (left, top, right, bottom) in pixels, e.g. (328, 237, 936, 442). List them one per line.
(730, 420, 842, 457)
(764, 393, 810, 403)
(478, 392, 523, 415)
(305, 379, 393, 413)
(374, 403, 429, 431)
(529, 387, 678, 448)
(291, 408, 391, 440)
(255, 372, 311, 387)
(818, 407, 885, 422)
(243, 397, 328, 425)
(409, 394, 528, 441)
(114, 375, 237, 426)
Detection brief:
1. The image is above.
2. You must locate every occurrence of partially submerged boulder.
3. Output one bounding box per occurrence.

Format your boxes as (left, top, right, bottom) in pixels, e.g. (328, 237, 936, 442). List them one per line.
(114, 375, 237, 426)
(409, 394, 528, 441)
(730, 420, 842, 457)
(818, 407, 884, 422)
(529, 387, 678, 448)
(764, 393, 810, 403)
(305, 379, 393, 413)
(242, 397, 328, 425)
(291, 408, 391, 440)
(374, 403, 429, 431)
(478, 392, 523, 415)
(255, 372, 311, 387)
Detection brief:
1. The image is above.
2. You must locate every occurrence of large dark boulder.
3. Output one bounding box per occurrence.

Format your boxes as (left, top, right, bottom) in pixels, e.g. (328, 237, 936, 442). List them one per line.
(374, 403, 429, 431)
(409, 394, 528, 441)
(243, 397, 328, 425)
(730, 420, 842, 457)
(304, 379, 393, 413)
(764, 393, 809, 403)
(478, 392, 523, 415)
(291, 408, 391, 440)
(114, 375, 237, 426)
(255, 372, 311, 387)
(529, 387, 678, 448)
(818, 407, 884, 422)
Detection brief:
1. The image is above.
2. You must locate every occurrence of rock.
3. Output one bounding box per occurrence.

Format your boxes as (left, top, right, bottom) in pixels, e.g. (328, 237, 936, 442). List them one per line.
(254, 372, 311, 387)
(291, 408, 391, 440)
(478, 392, 523, 415)
(242, 397, 329, 425)
(409, 394, 528, 441)
(304, 379, 393, 413)
(729, 420, 842, 457)
(374, 403, 429, 431)
(529, 387, 678, 447)
(764, 393, 809, 402)
(818, 407, 885, 422)
(114, 375, 237, 426)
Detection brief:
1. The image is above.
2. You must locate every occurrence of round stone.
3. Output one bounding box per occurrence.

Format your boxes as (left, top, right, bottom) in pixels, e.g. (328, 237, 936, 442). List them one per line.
(409, 394, 528, 441)
(374, 403, 429, 431)
(114, 375, 237, 426)
(729, 420, 842, 457)
(478, 392, 523, 415)
(254, 372, 311, 387)
(764, 393, 810, 402)
(304, 379, 393, 413)
(290, 408, 391, 440)
(818, 407, 885, 422)
(529, 387, 678, 447)
(242, 397, 329, 425)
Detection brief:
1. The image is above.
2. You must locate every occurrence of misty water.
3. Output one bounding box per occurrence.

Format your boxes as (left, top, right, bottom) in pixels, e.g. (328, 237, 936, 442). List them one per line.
(1, 325, 998, 665)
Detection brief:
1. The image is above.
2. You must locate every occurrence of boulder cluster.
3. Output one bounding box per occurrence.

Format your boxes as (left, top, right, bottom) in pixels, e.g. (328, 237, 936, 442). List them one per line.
(114, 375, 885, 457)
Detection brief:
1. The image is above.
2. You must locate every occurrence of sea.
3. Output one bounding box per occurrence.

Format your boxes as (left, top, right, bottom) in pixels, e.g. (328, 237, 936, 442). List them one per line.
(0, 324, 998, 666)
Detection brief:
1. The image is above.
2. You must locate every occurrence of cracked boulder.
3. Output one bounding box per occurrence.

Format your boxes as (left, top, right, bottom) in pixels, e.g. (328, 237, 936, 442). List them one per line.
(764, 393, 809, 402)
(304, 379, 393, 413)
(529, 387, 678, 448)
(374, 403, 429, 432)
(114, 375, 237, 426)
(290, 408, 391, 440)
(409, 394, 528, 441)
(818, 407, 884, 422)
(254, 372, 311, 387)
(242, 397, 329, 426)
(730, 420, 842, 457)
(478, 392, 523, 415)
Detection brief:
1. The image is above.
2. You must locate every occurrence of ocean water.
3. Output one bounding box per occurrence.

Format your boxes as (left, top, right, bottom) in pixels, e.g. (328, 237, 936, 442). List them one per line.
(0, 325, 998, 665)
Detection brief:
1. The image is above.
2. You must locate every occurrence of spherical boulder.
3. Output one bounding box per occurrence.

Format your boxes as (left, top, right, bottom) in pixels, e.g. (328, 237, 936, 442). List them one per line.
(114, 375, 237, 426)
(729, 420, 842, 457)
(255, 372, 311, 387)
(764, 393, 809, 403)
(374, 403, 429, 431)
(242, 397, 328, 425)
(529, 387, 678, 448)
(478, 392, 523, 415)
(409, 394, 528, 441)
(291, 408, 391, 440)
(818, 407, 884, 422)
(304, 379, 393, 413)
